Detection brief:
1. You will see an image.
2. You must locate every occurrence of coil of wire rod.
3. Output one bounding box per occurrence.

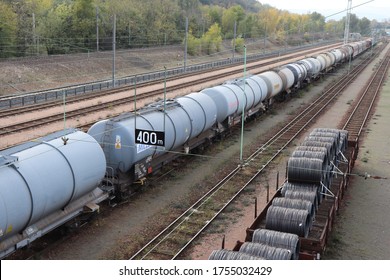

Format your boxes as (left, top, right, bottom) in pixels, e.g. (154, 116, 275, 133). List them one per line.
(252, 229, 300, 260)
(272, 197, 315, 219)
(208, 249, 265, 260)
(300, 140, 335, 162)
(310, 130, 341, 145)
(239, 242, 293, 260)
(309, 132, 341, 157)
(265, 206, 311, 238)
(291, 150, 329, 166)
(294, 146, 330, 164)
(304, 136, 338, 158)
(309, 132, 339, 143)
(284, 189, 319, 210)
(281, 181, 322, 203)
(287, 157, 325, 185)
(312, 128, 342, 138)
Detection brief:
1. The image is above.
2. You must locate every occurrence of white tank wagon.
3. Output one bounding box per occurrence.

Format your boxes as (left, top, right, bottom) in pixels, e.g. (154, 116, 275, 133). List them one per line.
(315, 54, 329, 72)
(258, 71, 283, 99)
(298, 58, 321, 80)
(330, 49, 344, 64)
(0, 129, 107, 259)
(284, 63, 307, 88)
(201, 75, 268, 124)
(277, 67, 295, 93)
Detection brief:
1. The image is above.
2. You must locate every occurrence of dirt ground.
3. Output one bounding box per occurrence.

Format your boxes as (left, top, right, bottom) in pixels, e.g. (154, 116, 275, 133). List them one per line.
(4, 42, 389, 261)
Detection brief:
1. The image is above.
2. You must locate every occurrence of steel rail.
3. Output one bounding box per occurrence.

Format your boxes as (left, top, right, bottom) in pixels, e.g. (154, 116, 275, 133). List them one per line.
(341, 48, 390, 140)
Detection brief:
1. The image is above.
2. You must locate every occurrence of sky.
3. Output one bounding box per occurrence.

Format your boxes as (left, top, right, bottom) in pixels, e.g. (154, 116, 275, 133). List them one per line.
(257, 0, 389, 22)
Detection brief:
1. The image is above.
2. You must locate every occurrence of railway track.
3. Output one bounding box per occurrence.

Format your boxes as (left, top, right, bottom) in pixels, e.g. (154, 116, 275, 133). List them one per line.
(0, 42, 341, 117)
(129, 44, 386, 260)
(0, 43, 342, 140)
(340, 47, 390, 139)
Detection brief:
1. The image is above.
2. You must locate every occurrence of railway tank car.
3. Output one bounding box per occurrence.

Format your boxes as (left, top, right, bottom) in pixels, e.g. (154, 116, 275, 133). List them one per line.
(0, 129, 107, 259)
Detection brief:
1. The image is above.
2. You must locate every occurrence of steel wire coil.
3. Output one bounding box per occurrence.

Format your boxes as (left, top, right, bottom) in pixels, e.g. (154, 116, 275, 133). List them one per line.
(294, 146, 330, 164)
(281, 182, 321, 203)
(287, 157, 325, 184)
(252, 229, 300, 260)
(265, 206, 311, 238)
(272, 197, 315, 219)
(312, 128, 349, 152)
(300, 140, 336, 163)
(291, 150, 329, 166)
(309, 131, 342, 157)
(239, 242, 293, 260)
(304, 136, 338, 158)
(284, 189, 318, 210)
(208, 249, 265, 260)
(310, 130, 340, 144)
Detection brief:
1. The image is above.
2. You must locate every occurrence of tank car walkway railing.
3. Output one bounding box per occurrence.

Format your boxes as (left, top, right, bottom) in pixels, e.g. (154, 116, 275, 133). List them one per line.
(129, 44, 385, 260)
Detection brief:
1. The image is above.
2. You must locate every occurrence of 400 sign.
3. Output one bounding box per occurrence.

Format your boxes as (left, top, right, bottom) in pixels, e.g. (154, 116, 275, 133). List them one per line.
(135, 129, 165, 147)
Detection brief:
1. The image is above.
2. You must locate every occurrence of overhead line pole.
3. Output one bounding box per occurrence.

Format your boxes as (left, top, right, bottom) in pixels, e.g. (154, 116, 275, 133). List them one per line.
(239, 45, 247, 162)
(184, 17, 188, 72)
(343, 0, 352, 44)
(112, 14, 116, 87)
(96, 7, 99, 52)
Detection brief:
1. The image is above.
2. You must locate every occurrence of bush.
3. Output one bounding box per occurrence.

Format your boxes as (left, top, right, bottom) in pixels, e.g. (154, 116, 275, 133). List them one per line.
(232, 36, 245, 53)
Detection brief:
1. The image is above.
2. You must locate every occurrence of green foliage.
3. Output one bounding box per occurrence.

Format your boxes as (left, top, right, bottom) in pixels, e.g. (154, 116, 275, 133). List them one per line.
(232, 36, 245, 53)
(200, 23, 222, 54)
(187, 32, 201, 55)
(0, 0, 379, 58)
(0, 2, 17, 58)
(221, 5, 245, 36)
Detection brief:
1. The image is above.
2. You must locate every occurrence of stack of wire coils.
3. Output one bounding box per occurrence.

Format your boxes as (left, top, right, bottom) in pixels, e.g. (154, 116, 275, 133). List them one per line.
(264, 128, 347, 242)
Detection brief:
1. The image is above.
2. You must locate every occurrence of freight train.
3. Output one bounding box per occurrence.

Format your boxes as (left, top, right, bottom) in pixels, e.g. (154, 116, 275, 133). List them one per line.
(0, 38, 374, 259)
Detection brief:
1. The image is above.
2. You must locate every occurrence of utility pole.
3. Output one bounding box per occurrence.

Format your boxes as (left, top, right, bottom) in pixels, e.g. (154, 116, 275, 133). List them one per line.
(184, 17, 188, 72)
(233, 20, 237, 59)
(112, 14, 116, 87)
(96, 7, 99, 52)
(343, 0, 352, 44)
(239, 46, 247, 162)
(32, 12, 36, 55)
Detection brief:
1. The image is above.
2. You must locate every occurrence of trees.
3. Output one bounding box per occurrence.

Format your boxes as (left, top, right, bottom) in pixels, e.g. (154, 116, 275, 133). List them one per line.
(0, 0, 378, 58)
(0, 2, 17, 58)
